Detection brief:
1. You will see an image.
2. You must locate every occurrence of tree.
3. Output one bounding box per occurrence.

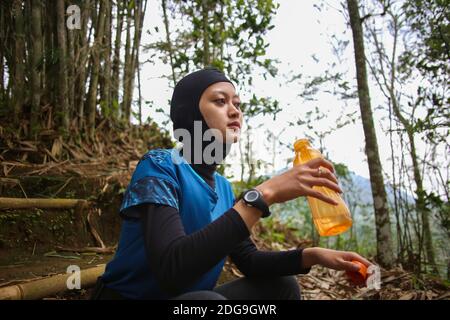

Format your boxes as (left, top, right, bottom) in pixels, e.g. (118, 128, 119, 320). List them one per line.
(100, 0, 112, 122)
(56, 0, 70, 131)
(0, 0, 152, 158)
(12, 0, 25, 125)
(111, 0, 123, 121)
(29, 0, 43, 138)
(401, 0, 449, 146)
(363, 0, 449, 274)
(366, 5, 437, 274)
(161, 0, 177, 87)
(86, 0, 108, 140)
(346, 0, 394, 268)
(74, 0, 92, 129)
(121, 0, 147, 122)
(148, 0, 281, 119)
(0, 4, 5, 104)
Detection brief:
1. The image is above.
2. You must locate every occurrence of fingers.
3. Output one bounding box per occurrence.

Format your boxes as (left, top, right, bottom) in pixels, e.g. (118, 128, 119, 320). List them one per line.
(302, 167, 341, 193)
(344, 252, 373, 267)
(305, 157, 335, 173)
(341, 260, 361, 272)
(310, 166, 338, 184)
(308, 177, 343, 194)
(307, 188, 339, 206)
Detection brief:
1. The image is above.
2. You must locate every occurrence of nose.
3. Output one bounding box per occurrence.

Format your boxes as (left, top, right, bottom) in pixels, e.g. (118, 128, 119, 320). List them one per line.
(228, 102, 241, 119)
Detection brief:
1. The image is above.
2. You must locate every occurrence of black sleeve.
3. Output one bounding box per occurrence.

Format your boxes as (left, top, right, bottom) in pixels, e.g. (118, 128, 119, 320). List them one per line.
(140, 203, 250, 295)
(229, 237, 311, 277)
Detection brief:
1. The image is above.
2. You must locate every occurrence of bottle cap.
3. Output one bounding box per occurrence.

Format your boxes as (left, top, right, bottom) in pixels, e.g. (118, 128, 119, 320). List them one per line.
(294, 138, 310, 151)
(346, 260, 368, 286)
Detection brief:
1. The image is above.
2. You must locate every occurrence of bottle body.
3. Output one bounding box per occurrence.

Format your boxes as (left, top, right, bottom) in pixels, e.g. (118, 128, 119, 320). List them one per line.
(294, 139, 352, 236)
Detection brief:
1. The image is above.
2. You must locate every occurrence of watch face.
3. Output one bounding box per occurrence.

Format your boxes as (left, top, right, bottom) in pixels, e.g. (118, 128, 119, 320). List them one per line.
(244, 190, 259, 202)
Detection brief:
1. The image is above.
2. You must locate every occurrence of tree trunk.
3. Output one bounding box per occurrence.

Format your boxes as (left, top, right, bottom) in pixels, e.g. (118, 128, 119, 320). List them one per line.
(0, 5, 5, 101)
(127, 0, 143, 122)
(86, 0, 107, 140)
(29, 0, 43, 138)
(346, 0, 394, 268)
(132, 0, 146, 122)
(161, 0, 177, 87)
(406, 128, 438, 274)
(101, 0, 112, 120)
(388, 100, 404, 262)
(67, 25, 76, 124)
(137, 54, 142, 125)
(75, 0, 91, 129)
(12, 0, 25, 125)
(133, 0, 146, 110)
(111, 1, 124, 120)
(122, 0, 146, 123)
(122, 4, 132, 122)
(3, 2, 14, 106)
(218, 1, 225, 61)
(55, 0, 70, 131)
(43, 0, 57, 108)
(447, 258, 450, 281)
(201, 0, 210, 67)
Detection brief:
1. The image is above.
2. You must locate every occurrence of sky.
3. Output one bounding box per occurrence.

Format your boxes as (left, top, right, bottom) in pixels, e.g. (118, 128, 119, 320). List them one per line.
(135, 0, 439, 187)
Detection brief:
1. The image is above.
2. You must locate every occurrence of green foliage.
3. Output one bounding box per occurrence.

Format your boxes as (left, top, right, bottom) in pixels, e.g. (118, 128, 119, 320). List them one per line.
(270, 196, 312, 233)
(399, 0, 449, 143)
(334, 163, 351, 180)
(425, 190, 450, 236)
(231, 175, 268, 197)
(242, 94, 280, 119)
(259, 217, 286, 244)
(148, 0, 282, 117)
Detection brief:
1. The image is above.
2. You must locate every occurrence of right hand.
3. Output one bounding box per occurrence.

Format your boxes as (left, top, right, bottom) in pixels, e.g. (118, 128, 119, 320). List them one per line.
(255, 157, 343, 206)
(302, 247, 373, 271)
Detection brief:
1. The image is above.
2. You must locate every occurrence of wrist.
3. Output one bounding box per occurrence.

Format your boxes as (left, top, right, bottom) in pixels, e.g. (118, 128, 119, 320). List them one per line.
(301, 247, 320, 269)
(255, 184, 274, 206)
(233, 199, 262, 231)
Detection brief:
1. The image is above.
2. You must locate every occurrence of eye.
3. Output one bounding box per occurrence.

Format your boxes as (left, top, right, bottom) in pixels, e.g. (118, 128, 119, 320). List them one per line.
(233, 101, 241, 109)
(214, 98, 226, 106)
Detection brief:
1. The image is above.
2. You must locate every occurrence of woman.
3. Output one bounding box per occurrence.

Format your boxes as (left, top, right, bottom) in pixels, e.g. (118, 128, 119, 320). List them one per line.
(91, 68, 372, 300)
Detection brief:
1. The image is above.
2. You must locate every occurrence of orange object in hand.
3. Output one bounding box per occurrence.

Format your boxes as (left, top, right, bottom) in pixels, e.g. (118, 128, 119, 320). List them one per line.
(346, 260, 368, 286)
(293, 139, 352, 236)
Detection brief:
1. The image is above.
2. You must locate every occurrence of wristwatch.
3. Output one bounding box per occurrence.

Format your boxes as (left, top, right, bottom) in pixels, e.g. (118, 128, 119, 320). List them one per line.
(241, 188, 272, 218)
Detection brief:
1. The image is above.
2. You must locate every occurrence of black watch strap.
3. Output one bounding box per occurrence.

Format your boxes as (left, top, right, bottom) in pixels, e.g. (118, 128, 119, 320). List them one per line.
(240, 188, 271, 218)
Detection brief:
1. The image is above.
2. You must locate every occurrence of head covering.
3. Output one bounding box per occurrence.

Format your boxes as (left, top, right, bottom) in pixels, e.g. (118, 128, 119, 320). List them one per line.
(170, 68, 234, 167)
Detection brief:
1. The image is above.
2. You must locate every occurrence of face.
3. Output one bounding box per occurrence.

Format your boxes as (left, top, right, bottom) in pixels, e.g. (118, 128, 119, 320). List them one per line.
(199, 82, 243, 144)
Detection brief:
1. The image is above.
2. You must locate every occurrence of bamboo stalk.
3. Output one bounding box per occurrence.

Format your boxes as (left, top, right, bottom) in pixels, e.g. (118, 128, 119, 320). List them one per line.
(0, 264, 105, 300)
(56, 245, 116, 254)
(0, 197, 90, 209)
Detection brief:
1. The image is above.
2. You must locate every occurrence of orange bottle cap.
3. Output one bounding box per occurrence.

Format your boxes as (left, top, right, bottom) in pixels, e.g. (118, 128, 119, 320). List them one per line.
(294, 138, 310, 151)
(346, 260, 368, 285)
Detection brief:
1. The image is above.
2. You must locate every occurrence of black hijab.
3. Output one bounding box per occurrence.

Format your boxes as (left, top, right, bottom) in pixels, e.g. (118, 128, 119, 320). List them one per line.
(170, 68, 234, 187)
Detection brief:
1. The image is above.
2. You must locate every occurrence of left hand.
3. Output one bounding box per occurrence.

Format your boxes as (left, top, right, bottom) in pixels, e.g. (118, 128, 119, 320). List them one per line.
(302, 247, 372, 272)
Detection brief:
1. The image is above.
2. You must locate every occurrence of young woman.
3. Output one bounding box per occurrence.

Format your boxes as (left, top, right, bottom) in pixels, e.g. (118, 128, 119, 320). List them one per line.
(91, 68, 372, 300)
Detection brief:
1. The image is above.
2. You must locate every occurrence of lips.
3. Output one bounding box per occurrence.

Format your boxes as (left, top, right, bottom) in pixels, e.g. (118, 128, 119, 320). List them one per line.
(227, 121, 241, 129)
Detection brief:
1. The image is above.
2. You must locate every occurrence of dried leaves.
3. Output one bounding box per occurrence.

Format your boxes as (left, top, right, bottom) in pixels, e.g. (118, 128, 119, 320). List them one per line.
(227, 221, 450, 300)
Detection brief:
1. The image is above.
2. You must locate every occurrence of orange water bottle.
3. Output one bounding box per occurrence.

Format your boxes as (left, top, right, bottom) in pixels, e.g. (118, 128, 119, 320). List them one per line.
(293, 138, 352, 236)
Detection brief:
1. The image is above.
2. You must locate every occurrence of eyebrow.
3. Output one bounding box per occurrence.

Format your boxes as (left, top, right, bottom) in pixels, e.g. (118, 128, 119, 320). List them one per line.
(211, 90, 240, 99)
